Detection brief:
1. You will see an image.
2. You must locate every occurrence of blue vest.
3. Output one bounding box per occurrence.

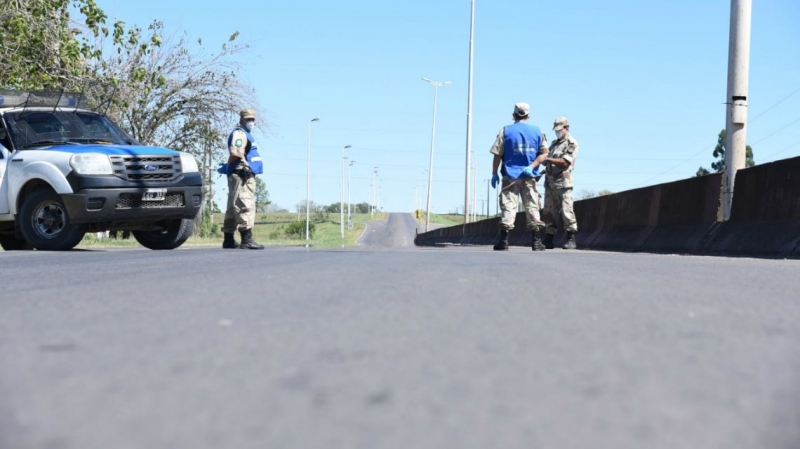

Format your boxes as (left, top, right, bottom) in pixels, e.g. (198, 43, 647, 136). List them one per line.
(226, 127, 263, 175)
(502, 122, 542, 179)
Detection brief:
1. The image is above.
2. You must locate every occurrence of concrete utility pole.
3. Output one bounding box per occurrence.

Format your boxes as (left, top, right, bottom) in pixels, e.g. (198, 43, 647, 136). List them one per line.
(723, 0, 752, 220)
(463, 0, 476, 224)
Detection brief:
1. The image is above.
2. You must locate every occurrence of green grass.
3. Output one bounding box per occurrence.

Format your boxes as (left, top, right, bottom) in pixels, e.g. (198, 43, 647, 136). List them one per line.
(426, 213, 465, 226)
(75, 211, 389, 249)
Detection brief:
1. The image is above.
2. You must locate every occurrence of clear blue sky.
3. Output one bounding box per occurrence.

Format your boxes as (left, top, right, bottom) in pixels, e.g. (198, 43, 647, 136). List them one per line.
(101, 0, 800, 214)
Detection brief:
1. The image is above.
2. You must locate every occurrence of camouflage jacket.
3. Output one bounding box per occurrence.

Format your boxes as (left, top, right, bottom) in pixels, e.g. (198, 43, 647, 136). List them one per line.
(545, 135, 579, 189)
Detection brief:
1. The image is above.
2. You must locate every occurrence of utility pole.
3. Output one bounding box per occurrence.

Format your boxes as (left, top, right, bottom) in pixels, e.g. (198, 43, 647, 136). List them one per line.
(723, 0, 752, 220)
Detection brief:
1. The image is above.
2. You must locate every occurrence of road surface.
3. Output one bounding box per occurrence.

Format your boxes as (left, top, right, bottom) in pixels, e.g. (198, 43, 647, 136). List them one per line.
(1, 213, 799, 449)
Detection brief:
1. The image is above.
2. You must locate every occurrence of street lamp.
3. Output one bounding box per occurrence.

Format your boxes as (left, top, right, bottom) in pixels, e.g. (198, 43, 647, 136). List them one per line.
(422, 77, 451, 232)
(306, 117, 319, 248)
(371, 167, 378, 219)
(340, 145, 351, 246)
(347, 160, 355, 228)
(464, 0, 476, 224)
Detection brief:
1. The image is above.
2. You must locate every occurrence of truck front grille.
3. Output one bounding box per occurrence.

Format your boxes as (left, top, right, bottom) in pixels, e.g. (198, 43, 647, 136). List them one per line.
(109, 155, 182, 182)
(115, 193, 186, 209)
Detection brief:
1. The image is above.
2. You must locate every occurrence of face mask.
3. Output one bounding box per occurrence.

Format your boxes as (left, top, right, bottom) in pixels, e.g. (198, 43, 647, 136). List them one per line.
(245, 121, 255, 132)
(555, 130, 565, 139)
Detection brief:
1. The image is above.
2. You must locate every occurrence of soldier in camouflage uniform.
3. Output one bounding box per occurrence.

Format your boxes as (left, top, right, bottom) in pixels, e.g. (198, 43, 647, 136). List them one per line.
(221, 109, 265, 250)
(490, 103, 549, 251)
(544, 116, 580, 249)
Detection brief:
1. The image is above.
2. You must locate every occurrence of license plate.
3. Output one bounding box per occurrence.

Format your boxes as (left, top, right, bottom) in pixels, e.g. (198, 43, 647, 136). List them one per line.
(142, 188, 166, 201)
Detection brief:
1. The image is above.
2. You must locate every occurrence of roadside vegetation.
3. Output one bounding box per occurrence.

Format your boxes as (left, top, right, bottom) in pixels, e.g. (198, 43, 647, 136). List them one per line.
(77, 212, 387, 249)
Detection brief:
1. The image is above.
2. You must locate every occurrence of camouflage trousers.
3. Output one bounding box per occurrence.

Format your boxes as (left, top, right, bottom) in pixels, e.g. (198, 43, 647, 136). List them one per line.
(544, 187, 578, 234)
(498, 177, 544, 231)
(222, 170, 256, 233)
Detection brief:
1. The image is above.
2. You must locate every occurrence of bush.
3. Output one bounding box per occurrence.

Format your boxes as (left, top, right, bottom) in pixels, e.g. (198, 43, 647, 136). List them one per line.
(195, 208, 220, 238)
(285, 221, 314, 239)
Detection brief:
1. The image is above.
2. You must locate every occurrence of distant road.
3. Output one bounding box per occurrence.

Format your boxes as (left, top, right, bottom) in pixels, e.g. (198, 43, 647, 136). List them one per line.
(358, 212, 419, 247)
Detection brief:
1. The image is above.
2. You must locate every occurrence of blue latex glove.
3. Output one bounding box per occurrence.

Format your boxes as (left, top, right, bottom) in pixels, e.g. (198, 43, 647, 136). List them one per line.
(521, 166, 535, 178)
(216, 163, 228, 175)
(491, 173, 500, 189)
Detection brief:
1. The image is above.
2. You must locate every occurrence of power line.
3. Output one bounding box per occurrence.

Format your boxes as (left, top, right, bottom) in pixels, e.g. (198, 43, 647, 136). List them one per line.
(761, 139, 800, 160)
(637, 86, 800, 186)
(750, 116, 800, 146)
(750, 87, 800, 124)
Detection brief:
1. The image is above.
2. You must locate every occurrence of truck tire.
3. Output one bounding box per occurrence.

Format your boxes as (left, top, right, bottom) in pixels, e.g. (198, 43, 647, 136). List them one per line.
(0, 234, 33, 251)
(19, 188, 86, 251)
(132, 218, 193, 250)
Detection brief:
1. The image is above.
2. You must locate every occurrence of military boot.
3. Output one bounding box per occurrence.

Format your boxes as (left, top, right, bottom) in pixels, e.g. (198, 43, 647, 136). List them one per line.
(532, 230, 546, 251)
(222, 232, 239, 249)
(493, 229, 509, 251)
(562, 231, 577, 250)
(239, 228, 265, 250)
(544, 232, 555, 249)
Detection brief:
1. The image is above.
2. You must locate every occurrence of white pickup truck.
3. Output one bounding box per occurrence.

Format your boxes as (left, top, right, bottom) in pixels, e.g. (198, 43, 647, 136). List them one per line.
(0, 91, 203, 251)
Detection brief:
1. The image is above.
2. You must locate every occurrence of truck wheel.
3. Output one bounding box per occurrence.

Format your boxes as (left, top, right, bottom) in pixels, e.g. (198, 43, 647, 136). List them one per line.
(0, 234, 33, 251)
(132, 218, 193, 250)
(19, 189, 86, 251)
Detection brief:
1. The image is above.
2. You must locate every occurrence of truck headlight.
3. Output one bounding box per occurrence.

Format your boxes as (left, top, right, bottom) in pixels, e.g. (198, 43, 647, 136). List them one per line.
(70, 153, 113, 175)
(180, 152, 199, 173)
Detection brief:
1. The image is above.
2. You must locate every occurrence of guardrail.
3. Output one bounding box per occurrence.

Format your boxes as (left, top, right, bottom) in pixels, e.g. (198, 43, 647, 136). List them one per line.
(415, 155, 800, 258)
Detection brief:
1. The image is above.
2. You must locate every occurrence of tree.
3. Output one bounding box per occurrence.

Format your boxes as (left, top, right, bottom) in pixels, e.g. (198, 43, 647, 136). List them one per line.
(354, 202, 371, 214)
(573, 189, 613, 200)
(0, 0, 124, 89)
(696, 129, 755, 176)
(326, 202, 342, 213)
(254, 176, 270, 213)
(101, 22, 255, 148)
(97, 21, 258, 213)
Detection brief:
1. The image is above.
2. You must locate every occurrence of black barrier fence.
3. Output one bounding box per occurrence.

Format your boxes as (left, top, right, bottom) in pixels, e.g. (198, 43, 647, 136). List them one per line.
(415, 155, 800, 258)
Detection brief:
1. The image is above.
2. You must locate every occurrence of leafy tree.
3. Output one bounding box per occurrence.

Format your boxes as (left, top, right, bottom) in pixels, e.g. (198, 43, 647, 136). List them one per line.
(96, 21, 259, 215)
(354, 202, 371, 213)
(296, 201, 321, 213)
(326, 202, 342, 213)
(598, 189, 614, 196)
(254, 176, 270, 213)
(696, 129, 755, 176)
(0, 0, 127, 89)
(101, 22, 255, 148)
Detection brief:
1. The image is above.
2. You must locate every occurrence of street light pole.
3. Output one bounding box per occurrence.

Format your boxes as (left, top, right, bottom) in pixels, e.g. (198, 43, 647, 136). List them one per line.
(340, 145, 351, 246)
(347, 160, 355, 227)
(464, 0, 476, 224)
(306, 118, 319, 248)
(485, 178, 490, 218)
(371, 167, 378, 219)
(422, 77, 451, 232)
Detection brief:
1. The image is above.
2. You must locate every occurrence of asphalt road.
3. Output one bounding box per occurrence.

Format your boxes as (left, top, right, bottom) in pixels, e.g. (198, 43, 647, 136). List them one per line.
(1, 213, 799, 449)
(358, 212, 420, 247)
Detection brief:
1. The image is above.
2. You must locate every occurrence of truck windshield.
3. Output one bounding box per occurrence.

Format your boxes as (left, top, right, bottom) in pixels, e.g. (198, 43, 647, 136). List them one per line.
(5, 110, 139, 149)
